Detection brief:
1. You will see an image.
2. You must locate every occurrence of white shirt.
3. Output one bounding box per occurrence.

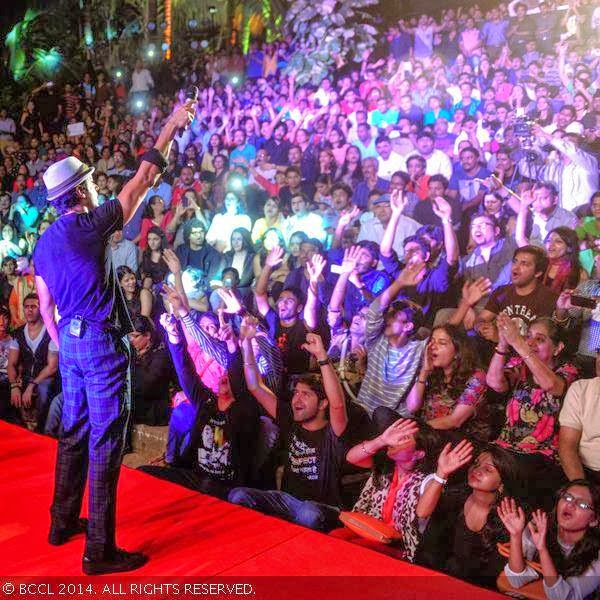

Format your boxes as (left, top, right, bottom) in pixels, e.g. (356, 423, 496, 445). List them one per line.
(9, 325, 58, 354)
(377, 152, 407, 181)
(206, 214, 252, 252)
(357, 215, 420, 259)
(551, 138, 599, 211)
(422, 149, 453, 180)
(130, 69, 154, 93)
(283, 213, 327, 244)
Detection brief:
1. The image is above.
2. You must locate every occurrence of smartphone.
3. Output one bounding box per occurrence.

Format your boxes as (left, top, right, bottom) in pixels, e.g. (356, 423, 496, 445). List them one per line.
(330, 264, 343, 275)
(570, 295, 598, 309)
(181, 197, 189, 208)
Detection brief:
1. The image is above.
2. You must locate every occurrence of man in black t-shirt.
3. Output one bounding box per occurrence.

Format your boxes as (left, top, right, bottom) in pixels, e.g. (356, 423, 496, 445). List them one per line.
(255, 246, 316, 377)
(475, 245, 558, 343)
(34, 102, 195, 575)
(229, 330, 349, 531)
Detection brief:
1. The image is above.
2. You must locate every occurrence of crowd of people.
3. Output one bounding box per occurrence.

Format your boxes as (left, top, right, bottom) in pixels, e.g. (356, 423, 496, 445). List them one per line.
(1, 0, 600, 591)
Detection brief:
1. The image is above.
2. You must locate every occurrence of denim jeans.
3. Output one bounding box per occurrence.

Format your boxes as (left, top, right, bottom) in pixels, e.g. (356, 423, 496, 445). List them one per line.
(228, 487, 340, 532)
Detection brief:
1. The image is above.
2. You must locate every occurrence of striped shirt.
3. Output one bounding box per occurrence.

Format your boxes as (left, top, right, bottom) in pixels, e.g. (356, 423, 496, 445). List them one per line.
(355, 299, 427, 417)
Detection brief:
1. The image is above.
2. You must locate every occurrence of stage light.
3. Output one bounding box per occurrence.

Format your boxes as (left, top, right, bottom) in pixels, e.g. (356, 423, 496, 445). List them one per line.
(147, 22, 156, 31)
(188, 19, 197, 29)
(115, 69, 123, 78)
(147, 48, 155, 58)
(135, 99, 144, 109)
(190, 41, 199, 50)
(200, 40, 209, 49)
(229, 176, 244, 191)
(231, 76, 240, 85)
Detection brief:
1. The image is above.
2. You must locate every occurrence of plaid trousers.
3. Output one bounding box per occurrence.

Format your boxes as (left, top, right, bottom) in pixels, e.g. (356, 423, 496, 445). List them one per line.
(51, 323, 130, 560)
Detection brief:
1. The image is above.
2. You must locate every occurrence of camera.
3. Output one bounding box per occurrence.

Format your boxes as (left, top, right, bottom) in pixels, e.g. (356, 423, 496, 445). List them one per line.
(512, 116, 534, 139)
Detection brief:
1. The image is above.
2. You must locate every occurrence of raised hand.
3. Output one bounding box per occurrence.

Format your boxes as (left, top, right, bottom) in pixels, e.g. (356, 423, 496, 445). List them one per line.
(301, 333, 328, 361)
(462, 277, 493, 307)
(162, 283, 185, 313)
(265, 245, 285, 269)
(431, 196, 453, 221)
(378, 418, 419, 447)
(239, 314, 259, 341)
(528, 510, 549, 551)
(519, 189, 535, 210)
(390, 188, 408, 215)
(170, 99, 196, 131)
(397, 259, 427, 288)
(436, 440, 474, 479)
(216, 288, 243, 314)
(159, 312, 179, 338)
(340, 245, 361, 274)
(162, 248, 182, 275)
(337, 205, 361, 230)
(497, 497, 527, 537)
(306, 254, 327, 283)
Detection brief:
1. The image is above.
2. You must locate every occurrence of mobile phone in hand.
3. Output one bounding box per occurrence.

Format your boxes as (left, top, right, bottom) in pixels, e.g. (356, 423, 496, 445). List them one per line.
(570, 295, 597, 309)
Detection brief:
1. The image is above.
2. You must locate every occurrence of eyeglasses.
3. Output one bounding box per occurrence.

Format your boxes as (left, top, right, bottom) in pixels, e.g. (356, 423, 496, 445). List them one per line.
(561, 492, 594, 512)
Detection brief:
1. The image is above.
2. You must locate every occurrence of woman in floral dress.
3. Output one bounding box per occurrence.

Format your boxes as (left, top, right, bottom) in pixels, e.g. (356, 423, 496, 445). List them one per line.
(406, 324, 491, 442)
(487, 314, 579, 509)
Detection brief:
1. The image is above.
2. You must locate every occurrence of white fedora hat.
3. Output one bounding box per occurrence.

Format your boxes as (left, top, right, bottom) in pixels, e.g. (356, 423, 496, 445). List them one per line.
(43, 156, 95, 202)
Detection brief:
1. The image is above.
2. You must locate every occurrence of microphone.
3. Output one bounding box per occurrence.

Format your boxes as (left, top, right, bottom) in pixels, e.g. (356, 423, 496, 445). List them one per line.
(179, 85, 199, 136)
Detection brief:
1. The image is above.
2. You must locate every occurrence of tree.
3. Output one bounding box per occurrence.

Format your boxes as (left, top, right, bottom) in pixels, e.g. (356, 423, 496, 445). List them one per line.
(282, 0, 379, 85)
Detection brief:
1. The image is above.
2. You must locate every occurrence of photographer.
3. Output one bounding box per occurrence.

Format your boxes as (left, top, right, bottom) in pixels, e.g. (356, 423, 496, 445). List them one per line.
(534, 126, 598, 214)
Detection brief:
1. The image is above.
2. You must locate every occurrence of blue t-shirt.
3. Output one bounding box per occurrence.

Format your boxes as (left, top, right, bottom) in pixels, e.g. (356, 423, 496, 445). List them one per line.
(34, 200, 123, 327)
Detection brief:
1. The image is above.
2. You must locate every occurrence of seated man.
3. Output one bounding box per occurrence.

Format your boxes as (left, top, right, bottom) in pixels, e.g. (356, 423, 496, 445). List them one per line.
(139, 287, 260, 500)
(559, 353, 600, 484)
(8, 293, 59, 432)
(229, 330, 349, 532)
(354, 261, 428, 417)
(255, 246, 327, 378)
(380, 191, 460, 327)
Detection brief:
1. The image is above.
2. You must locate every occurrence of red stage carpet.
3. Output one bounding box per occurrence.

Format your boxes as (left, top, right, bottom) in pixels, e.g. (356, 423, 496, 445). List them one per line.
(0, 422, 504, 599)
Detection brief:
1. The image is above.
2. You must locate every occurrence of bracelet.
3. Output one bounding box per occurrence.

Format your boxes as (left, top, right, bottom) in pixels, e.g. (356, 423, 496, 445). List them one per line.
(317, 358, 331, 367)
(433, 473, 448, 486)
(494, 347, 508, 356)
(417, 379, 427, 385)
(243, 362, 255, 367)
(10, 383, 21, 390)
(441, 217, 452, 225)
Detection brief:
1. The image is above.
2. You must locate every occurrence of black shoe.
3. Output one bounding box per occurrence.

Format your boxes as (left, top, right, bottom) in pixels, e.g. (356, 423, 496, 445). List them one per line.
(82, 549, 148, 575)
(48, 518, 88, 546)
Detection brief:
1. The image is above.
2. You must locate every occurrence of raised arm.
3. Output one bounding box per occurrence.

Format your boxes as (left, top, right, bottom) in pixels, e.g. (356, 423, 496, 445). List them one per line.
(381, 189, 408, 258)
(304, 254, 327, 331)
(416, 440, 474, 518)
(302, 333, 347, 437)
(328, 246, 361, 315)
(431, 196, 459, 265)
(447, 278, 492, 327)
(346, 419, 419, 469)
(239, 315, 277, 419)
(515, 189, 534, 248)
(255, 245, 284, 317)
(118, 101, 195, 224)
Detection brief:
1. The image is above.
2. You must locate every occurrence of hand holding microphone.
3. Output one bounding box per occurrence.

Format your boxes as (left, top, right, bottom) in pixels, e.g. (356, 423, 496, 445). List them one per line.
(173, 86, 198, 135)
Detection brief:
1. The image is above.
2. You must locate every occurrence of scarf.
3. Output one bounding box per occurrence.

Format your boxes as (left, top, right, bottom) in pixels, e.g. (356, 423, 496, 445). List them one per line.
(543, 257, 573, 292)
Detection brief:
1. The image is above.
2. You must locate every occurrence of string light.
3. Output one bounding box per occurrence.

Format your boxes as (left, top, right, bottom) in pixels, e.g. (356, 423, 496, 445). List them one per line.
(164, 0, 172, 60)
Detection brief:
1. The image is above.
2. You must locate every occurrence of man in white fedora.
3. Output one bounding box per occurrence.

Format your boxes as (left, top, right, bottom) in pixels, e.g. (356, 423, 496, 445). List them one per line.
(33, 101, 195, 575)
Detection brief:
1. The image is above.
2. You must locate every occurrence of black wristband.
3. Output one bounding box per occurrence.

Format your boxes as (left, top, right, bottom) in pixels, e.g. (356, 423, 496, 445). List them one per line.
(142, 149, 168, 173)
(318, 358, 331, 366)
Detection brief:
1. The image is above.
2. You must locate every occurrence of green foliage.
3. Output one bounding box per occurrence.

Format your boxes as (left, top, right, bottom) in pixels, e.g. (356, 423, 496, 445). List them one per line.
(282, 0, 379, 85)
